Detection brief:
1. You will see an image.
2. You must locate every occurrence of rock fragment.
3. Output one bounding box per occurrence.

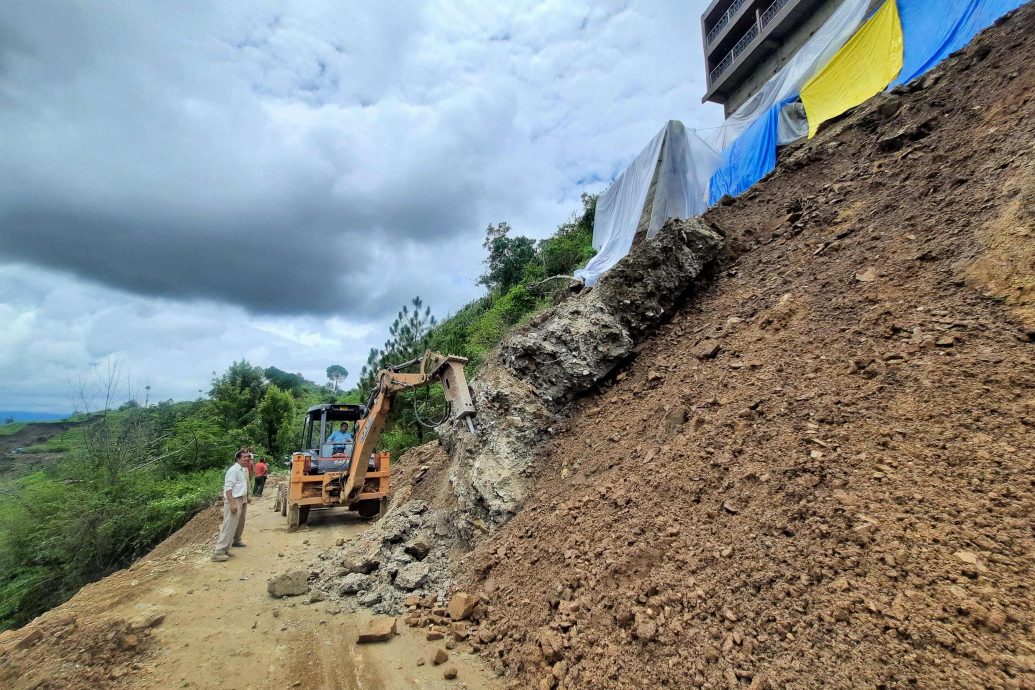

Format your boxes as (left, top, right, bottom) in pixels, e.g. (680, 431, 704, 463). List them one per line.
(395, 562, 431, 590)
(267, 571, 309, 598)
(357, 617, 397, 643)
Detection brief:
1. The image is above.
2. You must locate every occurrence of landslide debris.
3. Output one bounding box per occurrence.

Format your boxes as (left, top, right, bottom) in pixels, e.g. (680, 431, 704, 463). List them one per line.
(317, 218, 724, 611)
(450, 6, 1035, 689)
(0, 611, 165, 690)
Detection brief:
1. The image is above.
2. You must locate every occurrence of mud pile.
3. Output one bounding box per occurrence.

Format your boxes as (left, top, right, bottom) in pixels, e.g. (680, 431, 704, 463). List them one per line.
(449, 6, 1035, 689)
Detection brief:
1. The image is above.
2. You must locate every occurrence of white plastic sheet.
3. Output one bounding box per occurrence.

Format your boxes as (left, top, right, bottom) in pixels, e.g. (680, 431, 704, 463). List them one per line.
(777, 100, 809, 143)
(704, 0, 873, 153)
(646, 122, 722, 240)
(575, 121, 720, 286)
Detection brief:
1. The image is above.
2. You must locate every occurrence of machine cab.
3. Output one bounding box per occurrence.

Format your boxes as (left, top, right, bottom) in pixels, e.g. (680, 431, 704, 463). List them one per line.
(300, 403, 367, 474)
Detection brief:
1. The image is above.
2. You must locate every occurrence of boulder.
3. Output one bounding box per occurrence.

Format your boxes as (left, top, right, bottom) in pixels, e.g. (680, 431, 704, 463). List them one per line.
(447, 592, 479, 621)
(404, 535, 433, 560)
(340, 573, 371, 595)
(267, 570, 309, 598)
(340, 549, 381, 575)
(357, 591, 382, 608)
(395, 562, 431, 591)
(357, 617, 397, 643)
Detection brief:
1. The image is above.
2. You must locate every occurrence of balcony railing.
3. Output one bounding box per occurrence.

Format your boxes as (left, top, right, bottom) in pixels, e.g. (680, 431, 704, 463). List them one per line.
(707, 0, 790, 84)
(705, 0, 751, 46)
(760, 0, 791, 27)
(709, 21, 759, 82)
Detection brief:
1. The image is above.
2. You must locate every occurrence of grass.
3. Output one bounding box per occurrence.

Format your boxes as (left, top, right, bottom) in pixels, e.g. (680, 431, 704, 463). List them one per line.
(0, 423, 27, 437)
(21, 428, 83, 455)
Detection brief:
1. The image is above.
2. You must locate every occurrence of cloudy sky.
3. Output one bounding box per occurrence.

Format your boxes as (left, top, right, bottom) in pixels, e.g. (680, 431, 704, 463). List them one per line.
(0, 0, 721, 413)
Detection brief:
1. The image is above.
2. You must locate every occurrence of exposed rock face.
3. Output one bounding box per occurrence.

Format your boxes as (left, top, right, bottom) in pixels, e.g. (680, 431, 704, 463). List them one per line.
(443, 218, 723, 539)
(319, 217, 723, 610)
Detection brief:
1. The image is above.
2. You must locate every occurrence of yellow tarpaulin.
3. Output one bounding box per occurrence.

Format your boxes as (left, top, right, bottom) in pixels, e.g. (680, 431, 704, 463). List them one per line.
(801, 0, 904, 138)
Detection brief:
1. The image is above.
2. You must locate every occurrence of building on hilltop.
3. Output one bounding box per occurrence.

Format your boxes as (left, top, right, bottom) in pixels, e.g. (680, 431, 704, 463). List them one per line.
(701, 0, 879, 116)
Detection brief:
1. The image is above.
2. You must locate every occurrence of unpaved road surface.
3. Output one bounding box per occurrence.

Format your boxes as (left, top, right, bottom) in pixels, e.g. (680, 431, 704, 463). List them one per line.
(0, 478, 499, 690)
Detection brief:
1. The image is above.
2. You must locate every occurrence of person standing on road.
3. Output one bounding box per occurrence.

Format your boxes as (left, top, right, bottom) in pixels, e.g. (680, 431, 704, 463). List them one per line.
(212, 451, 249, 562)
(252, 457, 269, 497)
(232, 452, 253, 548)
(244, 446, 256, 494)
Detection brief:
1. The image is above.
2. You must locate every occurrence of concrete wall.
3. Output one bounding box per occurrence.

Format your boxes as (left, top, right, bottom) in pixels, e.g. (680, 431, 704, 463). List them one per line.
(724, 0, 846, 115)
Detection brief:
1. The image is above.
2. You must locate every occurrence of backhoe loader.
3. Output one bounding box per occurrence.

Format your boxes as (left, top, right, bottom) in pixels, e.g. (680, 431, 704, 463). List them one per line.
(274, 351, 475, 530)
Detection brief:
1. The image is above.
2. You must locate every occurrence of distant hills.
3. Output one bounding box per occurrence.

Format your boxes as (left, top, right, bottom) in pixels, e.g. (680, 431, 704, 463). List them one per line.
(0, 411, 70, 423)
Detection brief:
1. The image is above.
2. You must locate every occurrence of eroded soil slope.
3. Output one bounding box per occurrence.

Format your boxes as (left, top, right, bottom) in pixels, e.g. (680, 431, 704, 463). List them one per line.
(458, 6, 1035, 689)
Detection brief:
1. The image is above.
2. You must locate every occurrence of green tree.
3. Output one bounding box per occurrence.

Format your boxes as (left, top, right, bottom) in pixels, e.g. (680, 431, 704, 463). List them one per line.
(209, 360, 266, 429)
(254, 385, 295, 457)
(264, 367, 309, 396)
(162, 403, 228, 473)
(479, 222, 537, 294)
(325, 365, 348, 393)
(358, 297, 437, 392)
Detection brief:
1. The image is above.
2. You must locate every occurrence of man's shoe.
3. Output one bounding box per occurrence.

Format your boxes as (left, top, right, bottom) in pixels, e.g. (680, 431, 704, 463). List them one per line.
(232, 540, 246, 547)
(211, 553, 230, 562)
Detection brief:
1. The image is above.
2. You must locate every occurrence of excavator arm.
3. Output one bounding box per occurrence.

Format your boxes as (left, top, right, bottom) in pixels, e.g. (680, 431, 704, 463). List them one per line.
(339, 351, 475, 503)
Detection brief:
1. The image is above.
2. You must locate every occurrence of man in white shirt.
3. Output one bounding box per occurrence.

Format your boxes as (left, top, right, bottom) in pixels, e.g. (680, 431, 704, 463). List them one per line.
(212, 451, 250, 562)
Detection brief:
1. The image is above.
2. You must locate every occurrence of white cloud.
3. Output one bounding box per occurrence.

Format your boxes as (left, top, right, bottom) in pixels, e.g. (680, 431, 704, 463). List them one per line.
(0, 0, 722, 411)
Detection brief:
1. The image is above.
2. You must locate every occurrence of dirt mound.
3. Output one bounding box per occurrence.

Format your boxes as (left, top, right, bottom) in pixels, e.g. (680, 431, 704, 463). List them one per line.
(0, 611, 165, 690)
(389, 441, 456, 508)
(453, 6, 1035, 689)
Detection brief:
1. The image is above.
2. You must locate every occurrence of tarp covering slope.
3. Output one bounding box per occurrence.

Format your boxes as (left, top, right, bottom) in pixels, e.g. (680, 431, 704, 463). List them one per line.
(891, 0, 1029, 87)
(708, 97, 792, 204)
(801, 0, 904, 138)
(575, 122, 719, 286)
(705, 0, 873, 153)
(645, 122, 722, 241)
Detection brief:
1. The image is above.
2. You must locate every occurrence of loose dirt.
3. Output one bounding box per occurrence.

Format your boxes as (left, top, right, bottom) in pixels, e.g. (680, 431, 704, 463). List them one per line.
(453, 6, 1035, 690)
(0, 477, 500, 690)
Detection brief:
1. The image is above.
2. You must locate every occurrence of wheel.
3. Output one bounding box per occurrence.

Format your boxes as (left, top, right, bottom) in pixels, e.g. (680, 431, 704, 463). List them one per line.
(280, 486, 288, 517)
(298, 505, 310, 526)
(272, 486, 282, 513)
(356, 498, 386, 519)
(288, 504, 300, 531)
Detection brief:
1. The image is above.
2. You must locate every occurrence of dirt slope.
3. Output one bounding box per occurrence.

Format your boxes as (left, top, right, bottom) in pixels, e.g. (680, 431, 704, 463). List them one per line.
(0, 479, 500, 690)
(456, 6, 1035, 690)
(0, 421, 78, 475)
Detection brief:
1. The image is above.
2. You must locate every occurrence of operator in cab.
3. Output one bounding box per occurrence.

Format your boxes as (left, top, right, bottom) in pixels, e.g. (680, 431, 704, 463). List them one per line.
(327, 422, 354, 455)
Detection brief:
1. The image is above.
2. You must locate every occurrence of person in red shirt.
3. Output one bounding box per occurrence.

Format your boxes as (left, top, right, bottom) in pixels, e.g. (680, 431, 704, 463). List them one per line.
(252, 457, 269, 497)
(244, 447, 256, 494)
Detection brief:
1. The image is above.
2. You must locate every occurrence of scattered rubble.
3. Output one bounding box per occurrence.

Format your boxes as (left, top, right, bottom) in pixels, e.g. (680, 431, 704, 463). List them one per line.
(451, 6, 1035, 688)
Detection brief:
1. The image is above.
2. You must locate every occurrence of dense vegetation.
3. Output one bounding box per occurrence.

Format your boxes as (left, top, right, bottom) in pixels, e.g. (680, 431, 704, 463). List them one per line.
(0, 363, 336, 631)
(0, 193, 596, 631)
(351, 193, 597, 452)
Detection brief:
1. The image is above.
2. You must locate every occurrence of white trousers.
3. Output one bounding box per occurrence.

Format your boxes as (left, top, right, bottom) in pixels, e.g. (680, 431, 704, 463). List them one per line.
(214, 496, 245, 553)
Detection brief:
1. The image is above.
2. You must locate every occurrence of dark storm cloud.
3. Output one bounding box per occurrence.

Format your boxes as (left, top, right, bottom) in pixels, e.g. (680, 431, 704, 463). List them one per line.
(0, 0, 720, 319)
(0, 0, 723, 411)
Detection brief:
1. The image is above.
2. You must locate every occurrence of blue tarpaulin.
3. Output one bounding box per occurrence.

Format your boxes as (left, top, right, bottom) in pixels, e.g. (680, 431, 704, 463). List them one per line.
(708, 97, 794, 204)
(892, 0, 1028, 87)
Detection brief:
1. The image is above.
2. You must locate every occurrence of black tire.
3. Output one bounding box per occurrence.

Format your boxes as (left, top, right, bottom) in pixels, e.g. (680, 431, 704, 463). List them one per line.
(298, 505, 310, 525)
(356, 499, 380, 519)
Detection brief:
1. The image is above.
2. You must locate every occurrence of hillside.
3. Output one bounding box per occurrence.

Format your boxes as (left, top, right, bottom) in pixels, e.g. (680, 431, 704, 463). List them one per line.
(453, 5, 1035, 688)
(1, 4, 1032, 690)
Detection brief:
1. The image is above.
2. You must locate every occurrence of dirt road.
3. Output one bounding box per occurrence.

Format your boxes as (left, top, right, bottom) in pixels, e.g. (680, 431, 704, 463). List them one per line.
(0, 478, 500, 690)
